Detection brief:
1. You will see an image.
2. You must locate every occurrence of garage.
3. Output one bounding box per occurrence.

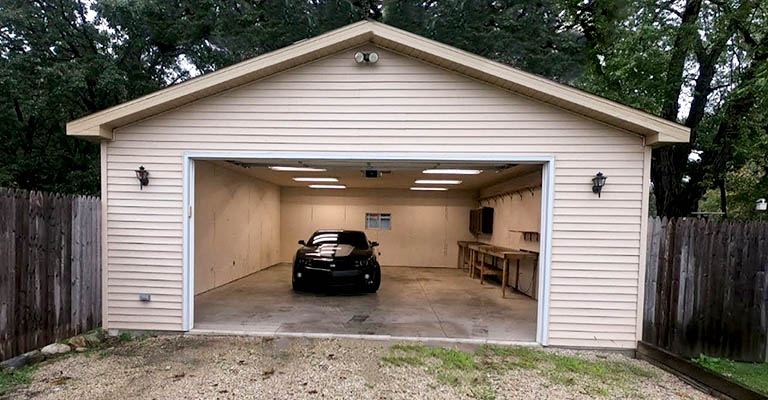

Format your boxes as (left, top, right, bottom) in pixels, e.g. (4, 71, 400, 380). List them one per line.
(191, 159, 546, 342)
(67, 20, 690, 349)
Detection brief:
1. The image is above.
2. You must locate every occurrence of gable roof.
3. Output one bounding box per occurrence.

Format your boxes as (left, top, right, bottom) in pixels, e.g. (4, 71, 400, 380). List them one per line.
(67, 20, 689, 145)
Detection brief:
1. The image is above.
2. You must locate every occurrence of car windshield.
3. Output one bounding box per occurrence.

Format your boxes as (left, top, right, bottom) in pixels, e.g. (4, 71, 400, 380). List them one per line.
(307, 231, 369, 249)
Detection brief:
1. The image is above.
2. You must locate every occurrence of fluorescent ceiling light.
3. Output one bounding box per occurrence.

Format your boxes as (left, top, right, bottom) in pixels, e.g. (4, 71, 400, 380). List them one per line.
(422, 169, 482, 175)
(309, 184, 346, 189)
(292, 177, 339, 182)
(410, 187, 448, 191)
(414, 179, 462, 185)
(269, 166, 327, 172)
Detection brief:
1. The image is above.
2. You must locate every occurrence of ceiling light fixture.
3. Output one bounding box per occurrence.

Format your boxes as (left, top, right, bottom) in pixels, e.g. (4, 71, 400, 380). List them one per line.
(308, 184, 346, 189)
(422, 169, 482, 175)
(414, 179, 462, 185)
(292, 177, 339, 182)
(410, 187, 448, 191)
(269, 166, 327, 172)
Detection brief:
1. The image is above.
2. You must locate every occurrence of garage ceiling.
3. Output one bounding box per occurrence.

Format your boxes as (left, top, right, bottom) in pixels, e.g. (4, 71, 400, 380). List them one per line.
(213, 159, 541, 190)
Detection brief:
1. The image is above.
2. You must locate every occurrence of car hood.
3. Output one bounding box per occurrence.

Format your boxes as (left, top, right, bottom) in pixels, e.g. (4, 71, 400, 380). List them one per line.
(298, 244, 371, 259)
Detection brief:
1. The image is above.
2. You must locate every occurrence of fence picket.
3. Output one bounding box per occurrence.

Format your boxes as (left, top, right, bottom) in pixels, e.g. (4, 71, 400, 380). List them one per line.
(643, 217, 768, 362)
(0, 188, 101, 361)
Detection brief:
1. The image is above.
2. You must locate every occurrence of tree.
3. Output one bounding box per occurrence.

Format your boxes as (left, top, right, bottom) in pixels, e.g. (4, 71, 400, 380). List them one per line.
(566, 0, 768, 217)
(0, 0, 160, 194)
(383, 0, 586, 83)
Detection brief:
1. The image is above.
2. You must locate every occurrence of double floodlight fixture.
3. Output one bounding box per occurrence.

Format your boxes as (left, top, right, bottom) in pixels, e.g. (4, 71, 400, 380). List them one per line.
(354, 51, 379, 64)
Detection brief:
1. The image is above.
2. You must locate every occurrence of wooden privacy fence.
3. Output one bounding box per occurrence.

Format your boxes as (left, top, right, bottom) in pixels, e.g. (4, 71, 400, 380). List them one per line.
(0, 188, 101, 361)
(643, 217, 768, 362)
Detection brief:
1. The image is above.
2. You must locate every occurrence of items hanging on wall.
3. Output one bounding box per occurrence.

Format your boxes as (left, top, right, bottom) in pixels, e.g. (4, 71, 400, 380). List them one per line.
(478, 185, 540, 203)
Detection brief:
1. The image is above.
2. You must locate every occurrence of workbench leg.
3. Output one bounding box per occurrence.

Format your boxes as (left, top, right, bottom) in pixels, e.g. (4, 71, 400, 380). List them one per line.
(457, 246, 462, 269)
(515, 259, 520, 290)
(469, 249, 475, 277)
(480, 254, 485, 285)
(502, 259, 509, 298)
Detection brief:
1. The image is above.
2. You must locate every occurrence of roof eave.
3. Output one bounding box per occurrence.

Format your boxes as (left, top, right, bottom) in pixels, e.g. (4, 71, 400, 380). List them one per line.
(66, 20, 691, 147)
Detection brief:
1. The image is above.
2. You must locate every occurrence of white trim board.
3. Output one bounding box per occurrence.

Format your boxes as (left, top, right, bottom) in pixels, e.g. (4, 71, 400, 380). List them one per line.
(182, 151, 555, 345)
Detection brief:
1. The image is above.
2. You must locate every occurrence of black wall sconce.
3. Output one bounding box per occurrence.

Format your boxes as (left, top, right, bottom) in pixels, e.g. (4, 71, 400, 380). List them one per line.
(135, 166, 149, 189)
(592, 172, 607, 197)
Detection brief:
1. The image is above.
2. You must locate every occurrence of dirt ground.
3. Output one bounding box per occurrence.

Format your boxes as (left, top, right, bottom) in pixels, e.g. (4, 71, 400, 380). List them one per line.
(5, 335, 713, 400)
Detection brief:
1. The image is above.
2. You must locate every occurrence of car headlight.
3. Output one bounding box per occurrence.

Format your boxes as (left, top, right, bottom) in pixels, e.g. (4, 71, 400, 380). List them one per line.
(354, 257, 375, 267)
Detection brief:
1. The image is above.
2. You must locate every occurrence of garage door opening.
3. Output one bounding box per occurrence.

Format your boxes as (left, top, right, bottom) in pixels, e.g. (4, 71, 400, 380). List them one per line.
(187, 157, 549, 343)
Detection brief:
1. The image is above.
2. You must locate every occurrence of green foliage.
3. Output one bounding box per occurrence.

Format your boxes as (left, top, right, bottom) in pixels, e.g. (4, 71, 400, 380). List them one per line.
(0, 365, 37, 396)
(383, 0, 586, 83)
(565, 0, 768, 218)
(693, 355, 768, 395)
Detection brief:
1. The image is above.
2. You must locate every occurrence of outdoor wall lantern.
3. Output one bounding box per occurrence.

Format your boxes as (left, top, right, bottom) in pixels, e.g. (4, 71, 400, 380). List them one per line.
(135, 166, 149, 189)
(354, 51, 379, 64)
(592, 172, 607, 198)
(757, 198, 767, 211)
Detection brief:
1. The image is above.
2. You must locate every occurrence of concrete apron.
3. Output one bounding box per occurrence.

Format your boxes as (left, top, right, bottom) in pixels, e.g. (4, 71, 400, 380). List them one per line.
(186, 329, 540, 347)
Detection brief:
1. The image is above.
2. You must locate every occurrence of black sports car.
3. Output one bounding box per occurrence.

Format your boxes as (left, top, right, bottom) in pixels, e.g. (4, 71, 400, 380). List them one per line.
(292, 230, 381, 293)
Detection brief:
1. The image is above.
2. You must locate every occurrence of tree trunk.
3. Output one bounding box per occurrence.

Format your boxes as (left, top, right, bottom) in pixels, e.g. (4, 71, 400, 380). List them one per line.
(718, 179, 727, 217)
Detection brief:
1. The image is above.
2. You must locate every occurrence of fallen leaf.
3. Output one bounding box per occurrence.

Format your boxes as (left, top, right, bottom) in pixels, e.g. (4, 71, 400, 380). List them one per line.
(172, 373, 185, 380)
(308, 389, 318, 394)
(262, 369, 275, 379)
(50, 376, 71, 386)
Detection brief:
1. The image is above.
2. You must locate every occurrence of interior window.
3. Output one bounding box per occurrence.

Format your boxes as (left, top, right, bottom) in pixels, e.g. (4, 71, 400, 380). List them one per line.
(379, 213, 391, 230)
(365, 213, 379, 229)
(366, 213, 391, 230)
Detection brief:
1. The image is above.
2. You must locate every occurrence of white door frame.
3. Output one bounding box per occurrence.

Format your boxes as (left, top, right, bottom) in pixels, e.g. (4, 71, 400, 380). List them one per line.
(182, 152, 555, 346)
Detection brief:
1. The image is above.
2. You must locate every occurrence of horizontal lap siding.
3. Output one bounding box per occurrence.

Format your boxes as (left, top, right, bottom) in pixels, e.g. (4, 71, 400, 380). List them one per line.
(106, 46, 645, 347)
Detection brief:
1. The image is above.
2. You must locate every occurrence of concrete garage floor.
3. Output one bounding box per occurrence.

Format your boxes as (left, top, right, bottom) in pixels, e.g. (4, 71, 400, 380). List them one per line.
(193, 263, 537, 342)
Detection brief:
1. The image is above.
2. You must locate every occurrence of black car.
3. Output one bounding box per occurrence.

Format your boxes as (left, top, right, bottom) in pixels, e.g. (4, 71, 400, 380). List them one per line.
(292, 230, 381, 293)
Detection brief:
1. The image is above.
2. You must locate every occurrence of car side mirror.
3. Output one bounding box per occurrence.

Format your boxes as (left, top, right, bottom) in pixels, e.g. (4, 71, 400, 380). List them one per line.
(298, 240, 306, 245)
(370, 241, 379, 247)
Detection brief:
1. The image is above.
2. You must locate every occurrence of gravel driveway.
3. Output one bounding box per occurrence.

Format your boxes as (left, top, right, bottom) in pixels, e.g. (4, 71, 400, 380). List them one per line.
(6, 335, 712, 399)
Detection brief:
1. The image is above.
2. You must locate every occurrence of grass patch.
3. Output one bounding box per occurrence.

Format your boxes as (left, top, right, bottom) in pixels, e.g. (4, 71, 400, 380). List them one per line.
(383, 343, 656, 399)
(476, 345, 654, 398)
(389, 343, 475, 371)
(693, 355, 768, 395)
(381, 355, 424, 367)
(384, 343, 481, 393)
(0, 365, 37, 396)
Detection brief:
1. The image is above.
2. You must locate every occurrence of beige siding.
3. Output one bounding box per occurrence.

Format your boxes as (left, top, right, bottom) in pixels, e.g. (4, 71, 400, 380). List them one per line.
(106, 46, 646, 348)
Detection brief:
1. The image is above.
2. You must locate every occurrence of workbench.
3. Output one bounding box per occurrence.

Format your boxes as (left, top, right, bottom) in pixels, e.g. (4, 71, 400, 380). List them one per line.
(458, 241, 538, 298)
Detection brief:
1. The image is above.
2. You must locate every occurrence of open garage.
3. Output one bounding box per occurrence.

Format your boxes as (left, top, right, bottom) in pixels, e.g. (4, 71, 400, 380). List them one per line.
(67, 20, 690, 349)
(191, 159, 544, 341)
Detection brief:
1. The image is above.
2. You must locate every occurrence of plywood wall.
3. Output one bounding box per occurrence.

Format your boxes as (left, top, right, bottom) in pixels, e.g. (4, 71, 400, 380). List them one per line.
(194, 161, 281, 294)
(281, 187, 476, 267)
(478, 171, 543, 298)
